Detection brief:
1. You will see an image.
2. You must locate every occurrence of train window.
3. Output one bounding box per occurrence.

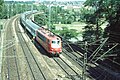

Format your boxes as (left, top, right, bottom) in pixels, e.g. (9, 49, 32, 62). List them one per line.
(48, 40, 50, 44)
(57, 41, 60, 44)
(52, 40, 60, 44)
(37, 32, 46, 42)
(52, 41, 56, 44)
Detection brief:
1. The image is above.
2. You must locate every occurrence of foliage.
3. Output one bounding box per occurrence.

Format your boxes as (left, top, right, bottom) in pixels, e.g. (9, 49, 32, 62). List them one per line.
(1, 2, 37, 19)
(34, 14, 47, 26)
(83, 0, 120, 59)
(82, 0, 108, 42)
(79, 7, 95, 22)
(60, 10, 76, 24)
(84, 0, 120, 35)
(39, 5, 77, 25)
(0, 0, 4, 19)
(57, 27, 79, 40)
(82, 24, 102, 42)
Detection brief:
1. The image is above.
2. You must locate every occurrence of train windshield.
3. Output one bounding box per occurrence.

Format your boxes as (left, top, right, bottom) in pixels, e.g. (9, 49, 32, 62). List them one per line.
(51, 40, 60, 48)
(52, 40, 60, 44)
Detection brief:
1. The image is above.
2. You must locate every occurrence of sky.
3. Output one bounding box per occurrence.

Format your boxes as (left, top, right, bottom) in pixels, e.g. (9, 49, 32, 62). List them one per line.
(4, 0, 86, 2)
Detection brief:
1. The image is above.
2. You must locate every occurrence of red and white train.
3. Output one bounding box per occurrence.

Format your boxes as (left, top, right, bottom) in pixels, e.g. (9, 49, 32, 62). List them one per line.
(20, 11, 62, 56)
(35, 27, 62, 56)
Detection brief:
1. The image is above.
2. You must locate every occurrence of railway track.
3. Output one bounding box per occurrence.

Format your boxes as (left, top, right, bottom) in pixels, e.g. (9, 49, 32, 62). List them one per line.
(53, 56, 82, 80)
(2, 16, 20, 80)
(62, 41, 85, 67)
(33, 41, 68, 79)
(62, 48, 83, 67)
(63, 41, 100, 79)
(2, 15, 55, 80)
(63, 41, 120, 80)
(62, 43, 94, 80)
(34, 40, 82, 80)
(15, 17, 47, 80)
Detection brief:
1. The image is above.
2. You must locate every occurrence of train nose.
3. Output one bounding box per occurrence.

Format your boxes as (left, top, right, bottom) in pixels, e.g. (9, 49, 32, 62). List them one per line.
(51, 48, 59, 52)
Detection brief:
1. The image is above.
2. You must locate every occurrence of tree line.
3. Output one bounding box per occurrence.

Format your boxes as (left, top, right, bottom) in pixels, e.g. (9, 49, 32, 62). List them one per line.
(1, 0, 120, 43)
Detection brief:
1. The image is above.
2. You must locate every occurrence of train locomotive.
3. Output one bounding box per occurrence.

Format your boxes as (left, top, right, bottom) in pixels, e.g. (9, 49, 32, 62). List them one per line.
(20, 11, 62, 56)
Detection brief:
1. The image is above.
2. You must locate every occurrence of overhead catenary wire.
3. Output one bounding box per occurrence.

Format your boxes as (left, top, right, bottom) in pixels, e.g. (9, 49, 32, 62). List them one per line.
(93, 43, 119, 63)
(88, 37, 109, 62)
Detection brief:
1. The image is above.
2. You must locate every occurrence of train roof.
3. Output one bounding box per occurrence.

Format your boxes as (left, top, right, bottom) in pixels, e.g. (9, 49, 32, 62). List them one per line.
(37, 27, 60, 40)
(26, 19, 40, 30)
(22, 10, 38, 15)
(20, 10, 38, 21)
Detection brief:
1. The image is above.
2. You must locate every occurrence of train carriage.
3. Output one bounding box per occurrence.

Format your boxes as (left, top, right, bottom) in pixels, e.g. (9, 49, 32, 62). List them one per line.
(25, 19, 39, 37)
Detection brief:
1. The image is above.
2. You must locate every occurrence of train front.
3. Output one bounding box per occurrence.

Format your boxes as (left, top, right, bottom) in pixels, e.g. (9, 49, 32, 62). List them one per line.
(49, 37, 62, 56)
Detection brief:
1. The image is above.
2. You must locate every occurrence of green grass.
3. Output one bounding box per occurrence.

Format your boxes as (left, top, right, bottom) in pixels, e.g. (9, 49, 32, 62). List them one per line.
(54, 21, 108, 32)
(54, 22, 87, 32)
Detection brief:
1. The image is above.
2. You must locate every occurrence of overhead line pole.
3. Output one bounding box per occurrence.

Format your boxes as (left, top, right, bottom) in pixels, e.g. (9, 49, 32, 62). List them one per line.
(48, 1, 51, 30)
(82, 42, 87, 80)
(7, 4, 9, 19)
(55, 0, 57, 24)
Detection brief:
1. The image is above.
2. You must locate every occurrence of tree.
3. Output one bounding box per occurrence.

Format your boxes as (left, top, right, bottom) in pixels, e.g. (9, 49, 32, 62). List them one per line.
(0, 0, 4, 19)
(83, 0, 120, 64)
(34, 14, 47, 26)
(83, 0, 120, 41)
(58, 27, 79, 40)
(79, 7, 94, 22)
(81, 0, 120, 40)
(82, 24, 102, 42)
(82, 0, 108, 42)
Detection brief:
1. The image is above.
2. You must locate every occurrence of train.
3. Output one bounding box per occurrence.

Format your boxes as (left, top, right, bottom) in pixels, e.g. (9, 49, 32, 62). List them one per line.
(20, 11, 62, 56)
